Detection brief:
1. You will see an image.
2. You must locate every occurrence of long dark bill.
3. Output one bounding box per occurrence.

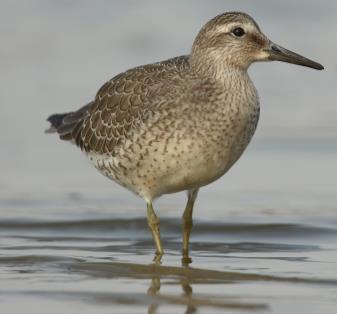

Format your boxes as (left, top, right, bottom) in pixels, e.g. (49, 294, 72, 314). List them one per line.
(266, 43, 324, 70)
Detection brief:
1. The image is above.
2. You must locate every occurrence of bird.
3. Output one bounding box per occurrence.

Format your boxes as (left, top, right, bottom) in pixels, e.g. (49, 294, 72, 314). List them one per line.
(46, 11, 323, 264)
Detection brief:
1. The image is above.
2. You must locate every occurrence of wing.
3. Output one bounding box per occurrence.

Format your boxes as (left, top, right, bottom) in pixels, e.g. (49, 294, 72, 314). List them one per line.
(71, 55, 189, 154)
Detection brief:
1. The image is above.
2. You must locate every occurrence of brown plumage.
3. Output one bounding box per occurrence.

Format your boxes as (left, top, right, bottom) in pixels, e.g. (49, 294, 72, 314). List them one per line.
(46, 12, 323, 263)
(48, 56, 189, 155)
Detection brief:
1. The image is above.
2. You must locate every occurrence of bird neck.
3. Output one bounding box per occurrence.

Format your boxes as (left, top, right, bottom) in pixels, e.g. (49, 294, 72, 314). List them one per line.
(189, 51, 250, 84)
(189, 52, 258, 111)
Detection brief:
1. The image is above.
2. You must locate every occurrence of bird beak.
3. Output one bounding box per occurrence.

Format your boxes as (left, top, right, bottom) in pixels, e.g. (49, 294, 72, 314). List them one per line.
(265, 42, 324, 70)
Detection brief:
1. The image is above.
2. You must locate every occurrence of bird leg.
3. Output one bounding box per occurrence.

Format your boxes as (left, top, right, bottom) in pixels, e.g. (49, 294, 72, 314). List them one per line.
(182, 188, 199, 266)
(147, 202, 163, 263)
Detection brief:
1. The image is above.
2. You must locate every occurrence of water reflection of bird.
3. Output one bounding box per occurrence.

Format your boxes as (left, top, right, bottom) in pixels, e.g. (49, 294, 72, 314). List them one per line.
(147, 275, 161, 314)
(147, 274, 196, 314)
(46, 12, 323, 263)
(147, 268, 196, 314)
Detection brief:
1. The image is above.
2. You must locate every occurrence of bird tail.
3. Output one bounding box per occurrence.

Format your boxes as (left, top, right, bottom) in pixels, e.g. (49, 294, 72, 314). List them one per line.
(45, 113, 68, 133)
(45, 102, 93, 142)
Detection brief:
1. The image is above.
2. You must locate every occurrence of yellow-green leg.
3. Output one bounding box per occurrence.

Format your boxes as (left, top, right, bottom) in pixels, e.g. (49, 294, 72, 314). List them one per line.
(147, 202, 163, 263)
(182, 188, 199, 266)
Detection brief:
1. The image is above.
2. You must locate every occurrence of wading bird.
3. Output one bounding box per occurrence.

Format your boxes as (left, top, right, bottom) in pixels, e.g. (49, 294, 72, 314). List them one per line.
(46, 12, 323, 264)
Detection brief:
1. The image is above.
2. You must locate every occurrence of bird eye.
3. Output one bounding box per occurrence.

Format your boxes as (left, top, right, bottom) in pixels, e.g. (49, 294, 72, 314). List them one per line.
(232, 27, 245, 37)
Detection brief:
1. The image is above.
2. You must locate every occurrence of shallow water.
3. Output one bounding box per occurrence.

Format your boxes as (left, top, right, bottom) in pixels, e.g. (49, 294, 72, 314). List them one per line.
(1, 208, 337, 314)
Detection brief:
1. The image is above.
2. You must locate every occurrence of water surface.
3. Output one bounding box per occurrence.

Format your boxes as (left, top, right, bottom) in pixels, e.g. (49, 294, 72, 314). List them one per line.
(1, 205, 337, 314)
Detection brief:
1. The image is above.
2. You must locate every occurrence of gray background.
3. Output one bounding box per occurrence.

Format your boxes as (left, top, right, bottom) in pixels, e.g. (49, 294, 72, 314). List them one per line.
(0, 1, 336, 215)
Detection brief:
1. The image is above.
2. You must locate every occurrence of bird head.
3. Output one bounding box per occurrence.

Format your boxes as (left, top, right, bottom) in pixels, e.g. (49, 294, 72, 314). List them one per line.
(191, 12, 324, 73)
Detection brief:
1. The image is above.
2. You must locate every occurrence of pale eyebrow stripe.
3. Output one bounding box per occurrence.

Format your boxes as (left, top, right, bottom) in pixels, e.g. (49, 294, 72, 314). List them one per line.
(215, 22, 256, 34)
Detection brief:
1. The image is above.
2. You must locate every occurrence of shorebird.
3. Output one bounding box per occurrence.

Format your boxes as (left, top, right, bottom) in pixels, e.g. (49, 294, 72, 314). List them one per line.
(46, 12, 323, 264)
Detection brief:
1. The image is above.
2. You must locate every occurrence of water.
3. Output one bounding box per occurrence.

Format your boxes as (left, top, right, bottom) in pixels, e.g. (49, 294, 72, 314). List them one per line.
(1, 210, 337, 313)
(1, 1, 337, 313)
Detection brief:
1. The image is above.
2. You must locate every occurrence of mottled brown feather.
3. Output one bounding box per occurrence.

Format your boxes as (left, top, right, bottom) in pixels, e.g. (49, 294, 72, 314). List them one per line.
(70, 55, 190, 154)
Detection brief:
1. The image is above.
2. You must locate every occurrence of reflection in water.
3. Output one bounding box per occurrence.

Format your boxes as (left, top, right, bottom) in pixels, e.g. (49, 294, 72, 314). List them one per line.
(147, 273, 161, 314)
(1, 216, 337, 313)
(147, 260, 196, 314)
(139, 260, 277, 313)
(180, 276, 197, 314)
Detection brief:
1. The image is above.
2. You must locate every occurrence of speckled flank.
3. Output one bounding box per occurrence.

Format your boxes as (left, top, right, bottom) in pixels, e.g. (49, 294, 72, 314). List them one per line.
(49, 12, 263, 202)
(84, 64, 259, 201)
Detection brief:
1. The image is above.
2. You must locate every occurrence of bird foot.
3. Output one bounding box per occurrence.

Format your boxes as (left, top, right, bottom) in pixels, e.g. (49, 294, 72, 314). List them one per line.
(181, 255, 192, 267)
(153, 252, 163, 264)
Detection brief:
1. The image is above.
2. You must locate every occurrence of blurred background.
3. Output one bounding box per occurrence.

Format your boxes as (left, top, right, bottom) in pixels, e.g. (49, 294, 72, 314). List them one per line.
(0, 0, 336, 218)
(1, 2, 337, 313)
